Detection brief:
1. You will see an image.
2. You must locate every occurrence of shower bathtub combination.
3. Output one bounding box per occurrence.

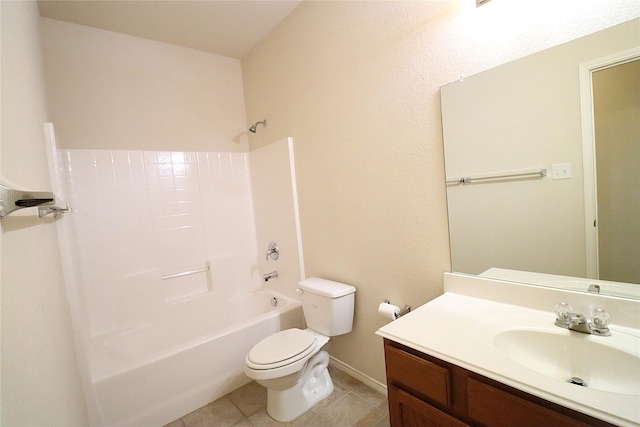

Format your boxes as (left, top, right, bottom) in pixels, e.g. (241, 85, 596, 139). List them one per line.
(52, 139, 304, 426)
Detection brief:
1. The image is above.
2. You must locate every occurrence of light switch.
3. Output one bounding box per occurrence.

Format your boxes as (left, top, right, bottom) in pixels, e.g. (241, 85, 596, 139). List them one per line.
(552, 163, 572, 180)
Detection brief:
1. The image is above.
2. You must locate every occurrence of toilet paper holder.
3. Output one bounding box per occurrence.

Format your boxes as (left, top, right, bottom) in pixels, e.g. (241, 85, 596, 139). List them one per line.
(383, 300, 411, 318)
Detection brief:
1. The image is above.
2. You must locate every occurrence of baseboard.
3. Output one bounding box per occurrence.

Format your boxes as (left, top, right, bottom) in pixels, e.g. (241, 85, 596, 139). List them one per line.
(329, 356, 388, 396)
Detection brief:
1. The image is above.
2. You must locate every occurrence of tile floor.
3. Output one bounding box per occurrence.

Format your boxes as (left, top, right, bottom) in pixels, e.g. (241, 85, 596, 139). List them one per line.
(164, 366, 390, 427)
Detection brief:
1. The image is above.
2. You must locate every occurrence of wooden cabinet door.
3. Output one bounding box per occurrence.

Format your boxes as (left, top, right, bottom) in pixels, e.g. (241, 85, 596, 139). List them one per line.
(385, 343, 452, 406)
(389, 385, 470, 427)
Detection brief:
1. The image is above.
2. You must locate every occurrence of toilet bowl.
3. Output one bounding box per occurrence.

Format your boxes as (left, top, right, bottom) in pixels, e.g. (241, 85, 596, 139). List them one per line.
(245, 328, 333, 421)
(244, 277, 356, 422)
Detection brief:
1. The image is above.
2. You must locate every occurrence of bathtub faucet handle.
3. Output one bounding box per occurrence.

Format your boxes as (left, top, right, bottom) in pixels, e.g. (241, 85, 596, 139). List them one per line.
(265, 241, 279, 261)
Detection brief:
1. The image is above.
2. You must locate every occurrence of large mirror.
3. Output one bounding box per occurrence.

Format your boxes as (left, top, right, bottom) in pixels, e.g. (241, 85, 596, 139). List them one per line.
(441, 19, 640, 299)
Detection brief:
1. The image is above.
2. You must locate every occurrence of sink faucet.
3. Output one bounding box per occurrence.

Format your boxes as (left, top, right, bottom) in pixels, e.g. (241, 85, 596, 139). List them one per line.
(567, 313, 592, 334)
(554, 302, 611, 336)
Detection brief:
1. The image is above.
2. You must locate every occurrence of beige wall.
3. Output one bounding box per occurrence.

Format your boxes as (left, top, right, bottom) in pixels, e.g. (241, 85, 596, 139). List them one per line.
(241, 1, 640, 383)
(0, 1, 88, 425)
(40, 17, 248, 152)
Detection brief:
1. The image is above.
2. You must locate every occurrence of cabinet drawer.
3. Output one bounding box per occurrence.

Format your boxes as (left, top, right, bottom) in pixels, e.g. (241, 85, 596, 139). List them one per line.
(385, 344, 452, 406)
(467, 378, 589, 427)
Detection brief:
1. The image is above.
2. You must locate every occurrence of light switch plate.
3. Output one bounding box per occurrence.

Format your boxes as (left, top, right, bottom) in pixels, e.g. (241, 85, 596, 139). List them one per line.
(552, 163, 572, 180)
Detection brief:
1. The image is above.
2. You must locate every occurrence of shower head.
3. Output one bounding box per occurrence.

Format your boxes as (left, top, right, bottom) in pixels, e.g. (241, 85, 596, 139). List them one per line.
(249, 120, 267, 133)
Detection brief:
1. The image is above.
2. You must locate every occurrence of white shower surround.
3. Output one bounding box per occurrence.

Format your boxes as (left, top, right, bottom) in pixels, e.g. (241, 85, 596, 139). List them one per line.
(55, 139, 304, 425)
(60, 148, 261, 336)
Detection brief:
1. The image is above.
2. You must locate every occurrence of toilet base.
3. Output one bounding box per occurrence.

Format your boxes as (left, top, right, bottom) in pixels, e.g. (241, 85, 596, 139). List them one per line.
(266, 351, 334, 422)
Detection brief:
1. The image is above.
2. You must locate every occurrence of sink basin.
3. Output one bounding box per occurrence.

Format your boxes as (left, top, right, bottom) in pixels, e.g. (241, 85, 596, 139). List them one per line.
(494, 329, 640, 395)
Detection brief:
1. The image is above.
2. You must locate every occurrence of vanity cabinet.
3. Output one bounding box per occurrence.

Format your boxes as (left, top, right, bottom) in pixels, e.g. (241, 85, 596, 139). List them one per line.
(383, 339, 615, 427)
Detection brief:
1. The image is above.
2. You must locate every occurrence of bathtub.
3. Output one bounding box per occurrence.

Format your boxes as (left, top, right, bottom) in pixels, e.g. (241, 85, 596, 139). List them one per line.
(89, 290, 304, 427)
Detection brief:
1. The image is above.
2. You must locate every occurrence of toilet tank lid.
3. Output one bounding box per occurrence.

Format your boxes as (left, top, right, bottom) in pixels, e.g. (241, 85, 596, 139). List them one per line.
(298, 277, 356, 298)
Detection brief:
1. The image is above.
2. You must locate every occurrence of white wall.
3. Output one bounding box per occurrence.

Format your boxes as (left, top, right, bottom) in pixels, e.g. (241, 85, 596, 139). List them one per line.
(0, 2, 88, 425)
(241, 0, 640, 384)
(58, 148, 259, 339)
(250, 138, 305, 299)
(40, 17, 249, 152)
(40, 18, 261, 343)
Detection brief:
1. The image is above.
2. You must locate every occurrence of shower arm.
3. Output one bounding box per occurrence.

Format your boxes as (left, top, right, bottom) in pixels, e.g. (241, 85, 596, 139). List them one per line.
(249, 120, 267, 133)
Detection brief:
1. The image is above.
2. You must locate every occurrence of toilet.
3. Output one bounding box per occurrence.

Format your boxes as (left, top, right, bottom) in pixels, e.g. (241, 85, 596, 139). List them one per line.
(244, 277, 356, 422)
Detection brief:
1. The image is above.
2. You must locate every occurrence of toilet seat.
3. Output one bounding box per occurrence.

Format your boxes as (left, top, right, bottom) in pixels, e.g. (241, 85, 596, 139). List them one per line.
(246, 328, 317, 370)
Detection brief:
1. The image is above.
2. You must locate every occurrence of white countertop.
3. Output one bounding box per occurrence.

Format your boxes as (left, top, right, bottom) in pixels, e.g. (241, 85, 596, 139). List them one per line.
(376, 274, 640, 427)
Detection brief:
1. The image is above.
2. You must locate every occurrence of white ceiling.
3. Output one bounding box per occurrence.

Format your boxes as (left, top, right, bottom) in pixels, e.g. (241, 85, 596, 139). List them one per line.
(38, 0, 303, 59)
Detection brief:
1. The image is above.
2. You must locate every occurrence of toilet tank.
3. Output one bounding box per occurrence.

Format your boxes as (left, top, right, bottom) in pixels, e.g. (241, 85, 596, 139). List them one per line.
(298, 277, 356, 336)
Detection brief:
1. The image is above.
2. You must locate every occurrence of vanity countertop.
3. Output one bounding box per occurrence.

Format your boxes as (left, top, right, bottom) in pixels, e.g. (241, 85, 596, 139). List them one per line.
(376, 273, 640, 427)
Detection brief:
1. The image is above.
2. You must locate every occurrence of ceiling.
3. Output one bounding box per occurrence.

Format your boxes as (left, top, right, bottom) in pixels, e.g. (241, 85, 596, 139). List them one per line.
(37, 0, 303, 59)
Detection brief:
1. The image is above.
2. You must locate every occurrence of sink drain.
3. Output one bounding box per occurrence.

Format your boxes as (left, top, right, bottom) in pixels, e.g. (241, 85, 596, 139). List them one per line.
(568, 377, 587, 387)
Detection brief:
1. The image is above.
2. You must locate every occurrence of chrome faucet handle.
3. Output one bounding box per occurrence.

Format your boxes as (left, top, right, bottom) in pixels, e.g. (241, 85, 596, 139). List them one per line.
(591, 308, 611, 336)
(265, 241, 279, 261)
(554, 302, 574, 328)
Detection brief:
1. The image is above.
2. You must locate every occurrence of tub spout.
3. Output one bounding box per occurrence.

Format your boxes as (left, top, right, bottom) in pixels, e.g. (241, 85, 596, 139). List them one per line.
(263, 271, 278, 282)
